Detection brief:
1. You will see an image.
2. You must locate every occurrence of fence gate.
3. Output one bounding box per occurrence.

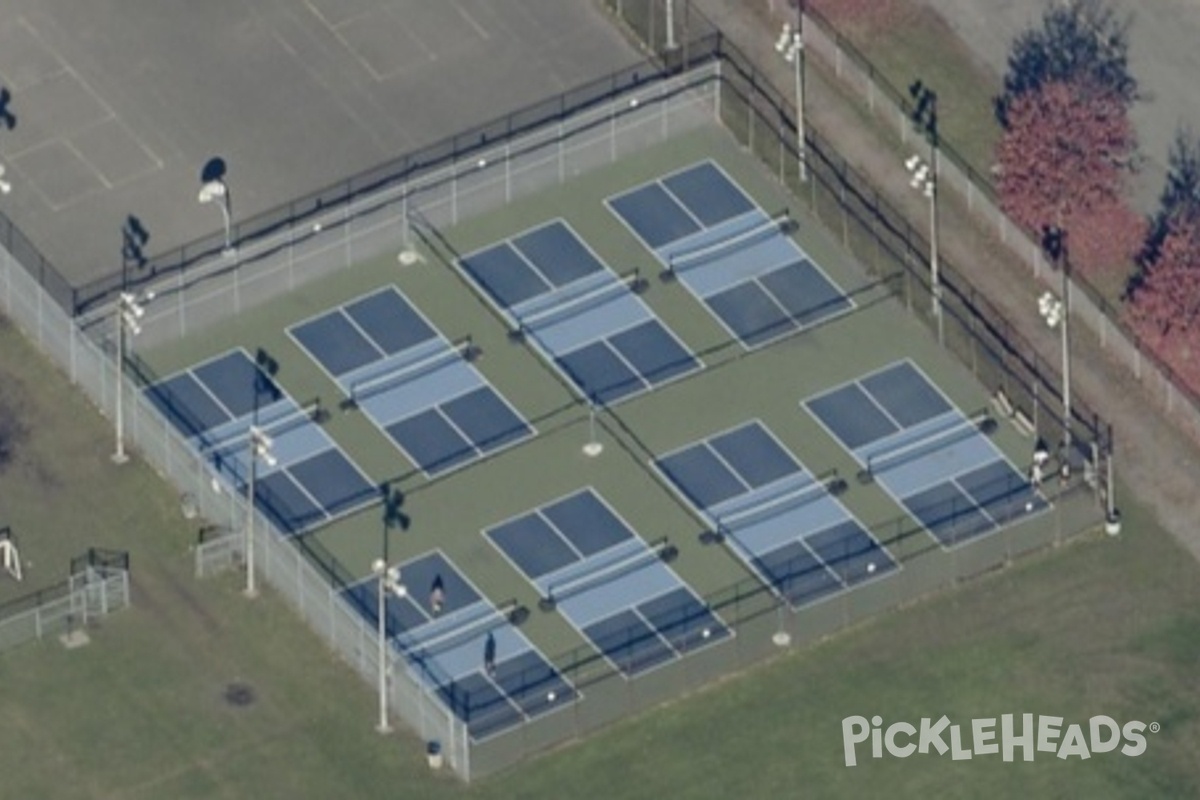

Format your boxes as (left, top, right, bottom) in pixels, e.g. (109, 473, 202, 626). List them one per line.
(68, 549, 132, 624)
(194, 527, 242, 579)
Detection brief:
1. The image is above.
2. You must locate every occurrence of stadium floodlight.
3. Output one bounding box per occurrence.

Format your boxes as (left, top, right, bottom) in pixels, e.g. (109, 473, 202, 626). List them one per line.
(905, 151, 941, 343)
(112, 289, 155, 464)
(243, 425, 276, 598)
(372, 558, 407, 733)
(778, 4, 808, 182)
(198, 179, 236, 257)
(1038, 224, 1073, 478)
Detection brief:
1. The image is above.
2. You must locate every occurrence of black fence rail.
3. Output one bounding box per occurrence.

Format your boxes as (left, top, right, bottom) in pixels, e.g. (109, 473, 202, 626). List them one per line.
(70, 43, 724, 317)
(70, 547, 131, 576)
(0, 547, 131, 623)
(700, 13, 1111, 463)
(0, 202, 75, 314)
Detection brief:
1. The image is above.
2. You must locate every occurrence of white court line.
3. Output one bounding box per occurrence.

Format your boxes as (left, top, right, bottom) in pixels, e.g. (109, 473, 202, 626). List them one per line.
(453, 0, 491, 40)
(18, 16, 163, 182)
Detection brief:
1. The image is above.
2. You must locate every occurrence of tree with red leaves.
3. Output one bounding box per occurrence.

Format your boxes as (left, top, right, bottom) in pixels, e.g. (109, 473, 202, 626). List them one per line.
(995, 0, 1136, 128)
(1125, 214, 1200, 391)
(1126, 131, 1200, 392)
(995, 79, 1140, 274)
(1059, 198, 1145, 277)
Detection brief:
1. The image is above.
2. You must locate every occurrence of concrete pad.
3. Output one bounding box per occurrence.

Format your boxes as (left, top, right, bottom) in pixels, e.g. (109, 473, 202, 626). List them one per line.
(59, 628, 90, 649)
(13, 138, 105, 209)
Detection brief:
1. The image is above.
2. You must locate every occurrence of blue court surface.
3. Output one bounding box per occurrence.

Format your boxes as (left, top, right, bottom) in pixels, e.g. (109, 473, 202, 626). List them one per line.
(288, 287, 533, 477)
(654, 420, 897, 608)
(458, 219, 701, 404)
(804, 360, 1049, 547)
(607, 160, 854, 348)
(143, 349, 377, 534)
(341, 550, 575, 741)
(485, 488, 730, 677)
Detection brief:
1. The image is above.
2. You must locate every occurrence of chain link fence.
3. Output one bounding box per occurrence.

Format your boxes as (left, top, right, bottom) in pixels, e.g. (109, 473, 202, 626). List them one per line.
(739, 0, 1200, 445)
(0, 549, 131, 652)
(0, 54, 724, 780)
(0, 6, 1116, 779)
(74, 64, 720, 350)
(606, 0, 1115, 486)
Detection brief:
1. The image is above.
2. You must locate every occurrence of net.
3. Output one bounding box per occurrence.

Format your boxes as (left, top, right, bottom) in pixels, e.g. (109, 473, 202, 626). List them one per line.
(716, 475, 832, 536)
(348, 339, 470, 405)
(409, 600, 516, 659)
(518, 273, 637, 334)
(867, 413, 991, 477)
(198, 401, 318, 456)
(667, 212, 789, 275)
(544, 539, 667, 605)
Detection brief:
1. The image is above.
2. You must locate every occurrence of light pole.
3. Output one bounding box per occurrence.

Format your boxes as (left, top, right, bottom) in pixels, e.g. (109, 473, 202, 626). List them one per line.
(244, 425, 276, 597)
(904, 153, 941, 343)
(1040, 225, 1072, 478)
(113, 290, 153, 463)
(777, 8, 807, 182)
(665, 0, 677, 51)
(372, 558, 407, 734)
(908, 80, 941, 338)
(198, 179, 236, 257)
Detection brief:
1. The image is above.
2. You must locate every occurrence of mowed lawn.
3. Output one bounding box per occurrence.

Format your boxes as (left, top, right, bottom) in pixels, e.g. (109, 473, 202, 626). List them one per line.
(0, 313, 1198, 799)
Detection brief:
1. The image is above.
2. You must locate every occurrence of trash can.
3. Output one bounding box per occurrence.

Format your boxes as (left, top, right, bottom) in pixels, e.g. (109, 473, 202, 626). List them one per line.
(426, 740, 443, 770)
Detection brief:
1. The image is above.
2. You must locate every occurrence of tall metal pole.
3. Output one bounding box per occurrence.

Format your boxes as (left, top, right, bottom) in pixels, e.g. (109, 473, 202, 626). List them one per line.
(246, 441, 257, 598)
(244, 425, 274, 598)
(929, 97, 942, 337)
(376, 565, 391, 733)
(218, 197, 233, 255)
(665, 0, 677, 50)
(112, 291, 150, 463)
(373, 560, 405, 734)
(1060, 237, 1072, 477)
(795, 3, 807, 182)
(112, 304, 127, 464)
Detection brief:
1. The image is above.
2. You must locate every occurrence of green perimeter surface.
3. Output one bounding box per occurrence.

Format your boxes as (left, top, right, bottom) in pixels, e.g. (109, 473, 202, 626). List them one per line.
(1, 299, 1197, 796)
(140, 123, 1071, 681)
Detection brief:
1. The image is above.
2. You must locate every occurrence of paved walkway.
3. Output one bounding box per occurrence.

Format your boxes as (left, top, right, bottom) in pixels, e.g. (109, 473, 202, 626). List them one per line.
(693, 0, 1200, 560)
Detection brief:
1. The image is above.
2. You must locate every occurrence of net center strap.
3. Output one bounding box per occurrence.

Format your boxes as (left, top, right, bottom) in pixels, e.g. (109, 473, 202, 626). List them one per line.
(545, 540, 663, 601)
(718, 478, 830, 533)
(868, 413, 985, 473)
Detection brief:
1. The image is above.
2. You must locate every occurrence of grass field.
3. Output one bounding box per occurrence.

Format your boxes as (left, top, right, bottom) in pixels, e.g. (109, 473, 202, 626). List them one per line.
(1, 308, 1198, 797)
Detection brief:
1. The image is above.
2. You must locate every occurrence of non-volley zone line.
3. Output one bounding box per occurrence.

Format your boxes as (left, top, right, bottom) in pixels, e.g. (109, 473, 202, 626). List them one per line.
(805, 359, 1050, 548)
(485, 488, 730, 678)
(287, 289, 534, 478)
(654, 419, 897, 607)
(143, 348, 376, 535)
(606, 161, 854, 348)
(341, 549, 576, 741)
(460, 222, 701, 405)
